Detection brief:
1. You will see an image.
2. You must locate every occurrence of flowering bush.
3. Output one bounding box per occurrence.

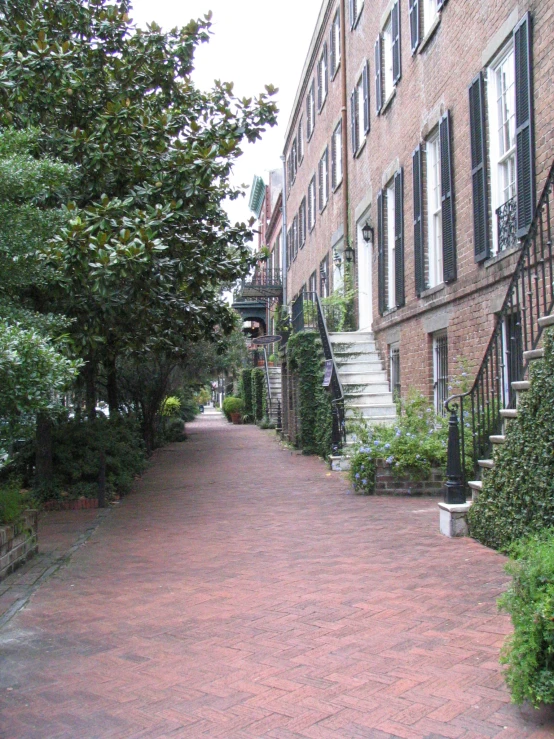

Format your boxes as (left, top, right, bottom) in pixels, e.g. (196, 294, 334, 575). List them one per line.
(348, 391, 449, 493)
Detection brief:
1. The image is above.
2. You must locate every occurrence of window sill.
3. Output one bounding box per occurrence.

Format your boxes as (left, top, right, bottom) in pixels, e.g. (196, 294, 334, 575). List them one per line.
(308, 224, 315, 234)
(354, 138, 367, 158)
(333, 178, 343, 193)
(318, 95, 328, 115)
(319, 202, 329, 216)
(331, 63, 340, 81)
(418, 15, 441, 53)
(485, 244, 520, 268)
(383, 306, 398, 317)
(420, 282, 445, 299)
(381, 88, 396, 115)
(351, 4, 364, 30)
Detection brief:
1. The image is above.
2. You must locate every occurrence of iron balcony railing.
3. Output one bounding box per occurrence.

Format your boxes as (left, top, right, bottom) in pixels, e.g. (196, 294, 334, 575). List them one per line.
(291, 291, 347, 452)
(239, 267, 283, 299)
(446, 160, 554, 489)
(496, 195, 518, 253)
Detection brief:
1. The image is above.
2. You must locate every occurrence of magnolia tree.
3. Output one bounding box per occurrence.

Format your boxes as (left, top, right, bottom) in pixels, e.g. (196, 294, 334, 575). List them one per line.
(0, 0, 277, 423)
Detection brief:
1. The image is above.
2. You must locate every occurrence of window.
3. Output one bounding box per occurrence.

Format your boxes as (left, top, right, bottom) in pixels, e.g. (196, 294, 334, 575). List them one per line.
(309, 270, 317, 294)
(317, 43, 329, 111)
(350, 62, 369, 154)
(348, 0, 363, 29)
(287, 225, 293, 267)
(308, 175, 316, 231)
(298, 116, 304, 164)
(386, 179, 396, 310)
(293, 215, 299, 260)
(502, 311, 523, 404)
(318, 147, 329, 212)
(375, 2, 401, 114)
(433, 331, 448, 415)
(389, 344, 400, 400)
(306, 80, 316, 140)
(426, 130, 443, 288)
(422, 0, 438, 37)
(291, 139, 298, 183)
(488, 46, 516, 255)
(299, 198, 307, 248)
(320, 254, 330, 297)
(378, 170, 405, 313)
(330, 8, 341, 78)
(273, 231, 281, 270)
(332, 121, 343, 189)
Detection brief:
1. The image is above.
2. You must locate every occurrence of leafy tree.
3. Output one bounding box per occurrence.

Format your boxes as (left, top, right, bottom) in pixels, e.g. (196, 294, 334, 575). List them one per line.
(0, 0, 278, 414)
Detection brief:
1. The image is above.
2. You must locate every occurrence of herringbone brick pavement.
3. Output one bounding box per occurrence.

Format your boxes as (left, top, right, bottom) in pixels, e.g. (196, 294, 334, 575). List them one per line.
(1, 413, 552, 738)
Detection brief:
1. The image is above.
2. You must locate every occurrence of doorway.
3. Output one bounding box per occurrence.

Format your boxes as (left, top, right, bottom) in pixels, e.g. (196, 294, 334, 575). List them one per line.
(357, 218, 373, 330)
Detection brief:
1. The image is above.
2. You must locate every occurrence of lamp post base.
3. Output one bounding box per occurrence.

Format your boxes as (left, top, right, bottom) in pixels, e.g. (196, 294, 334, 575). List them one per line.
(439, 501, 472, 538)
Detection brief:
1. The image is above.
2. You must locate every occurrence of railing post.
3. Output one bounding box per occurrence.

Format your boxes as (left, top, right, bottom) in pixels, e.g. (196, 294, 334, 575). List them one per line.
(276, 399, 282, 432)
(444, 403, 466, 504)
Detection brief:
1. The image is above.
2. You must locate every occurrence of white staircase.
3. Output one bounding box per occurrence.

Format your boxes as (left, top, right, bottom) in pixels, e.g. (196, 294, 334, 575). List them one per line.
(266, 366, 282, 427)
(329, 331, 396, 427)
(468, 312, 554, 500)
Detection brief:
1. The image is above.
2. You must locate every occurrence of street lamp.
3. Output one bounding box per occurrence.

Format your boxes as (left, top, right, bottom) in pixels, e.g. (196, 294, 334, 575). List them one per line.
(362, 220, 374, 243)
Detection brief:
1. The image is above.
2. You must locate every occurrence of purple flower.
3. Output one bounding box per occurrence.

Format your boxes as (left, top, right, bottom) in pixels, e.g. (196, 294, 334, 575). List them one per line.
(362, 479, 367, 485)
(386, 455, 394, 464)
(384, 443, 391, 449)
(355, 473, 360, 479)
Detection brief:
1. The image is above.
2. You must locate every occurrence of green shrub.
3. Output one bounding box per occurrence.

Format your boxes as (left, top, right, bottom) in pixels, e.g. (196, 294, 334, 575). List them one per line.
(251, 368, 265, 423)
(222, 396, 244, 419)
(287, 332, 333, 457)
(468, 328, 554, 551)
(0, 478, 25, 525)
(160, 396, 181, 417)
(498, 531, 554, 707)
(33, 416, 147, 504)
(239, 368, 253, 422)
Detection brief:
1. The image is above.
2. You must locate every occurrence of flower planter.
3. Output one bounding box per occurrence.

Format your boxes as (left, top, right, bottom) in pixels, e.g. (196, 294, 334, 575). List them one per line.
(43, 498, 99, 511)
(230, 412, 242, 425)
(0, 510, 38, 582)
(374, 459, 444, 496)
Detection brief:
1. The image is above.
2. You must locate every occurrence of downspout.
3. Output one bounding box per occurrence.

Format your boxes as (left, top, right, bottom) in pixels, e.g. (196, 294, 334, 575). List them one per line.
(281, 153, 288, 306)
(340, 0, 349, 264)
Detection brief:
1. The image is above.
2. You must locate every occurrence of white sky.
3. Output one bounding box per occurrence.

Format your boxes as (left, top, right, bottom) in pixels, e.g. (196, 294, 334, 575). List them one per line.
(130, 0, 323, 228)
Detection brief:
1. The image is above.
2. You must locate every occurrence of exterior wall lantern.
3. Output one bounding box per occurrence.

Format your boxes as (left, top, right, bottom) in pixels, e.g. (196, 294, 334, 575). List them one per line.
(333, 249, 342, 269)
(319, 264, 327, 283)
(362, 220, 374, 243)
(344, 244, 355, 263)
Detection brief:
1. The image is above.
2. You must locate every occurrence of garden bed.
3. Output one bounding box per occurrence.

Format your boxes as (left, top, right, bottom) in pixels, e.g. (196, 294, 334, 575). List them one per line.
(374, 460, 444, 496)
(42, 498, 99, 511)
(0, 510, 38, 581)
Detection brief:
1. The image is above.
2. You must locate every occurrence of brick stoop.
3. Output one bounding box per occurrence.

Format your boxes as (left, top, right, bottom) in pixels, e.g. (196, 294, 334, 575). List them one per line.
(0, 510, 38, 581)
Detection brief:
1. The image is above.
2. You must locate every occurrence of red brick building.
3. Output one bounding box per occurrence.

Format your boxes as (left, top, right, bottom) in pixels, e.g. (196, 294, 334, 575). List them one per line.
(283, 0, 553, 412)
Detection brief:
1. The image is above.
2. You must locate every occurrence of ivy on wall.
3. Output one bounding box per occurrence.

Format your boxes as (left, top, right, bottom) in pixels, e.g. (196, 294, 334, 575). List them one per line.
(468, 328, 554, 551)
(239, 368, 253, 422)
(287, 332, 333, 457)
(251, 368, 265, 423)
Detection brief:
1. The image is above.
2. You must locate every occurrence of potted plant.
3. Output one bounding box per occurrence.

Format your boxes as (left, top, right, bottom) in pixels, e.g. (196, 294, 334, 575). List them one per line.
(222, 396, 244, 424)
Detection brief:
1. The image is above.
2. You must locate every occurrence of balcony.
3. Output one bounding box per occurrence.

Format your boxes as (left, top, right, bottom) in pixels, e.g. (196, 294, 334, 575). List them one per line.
(237, 267, 283, 300)
(496, 196, 518, 253)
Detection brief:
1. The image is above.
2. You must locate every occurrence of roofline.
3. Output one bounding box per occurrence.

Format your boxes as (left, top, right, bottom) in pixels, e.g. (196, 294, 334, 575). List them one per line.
(283, 0, 335, 152)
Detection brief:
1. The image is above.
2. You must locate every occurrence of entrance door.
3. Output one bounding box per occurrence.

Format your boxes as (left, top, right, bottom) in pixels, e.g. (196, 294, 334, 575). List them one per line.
(357, 220, 373, 330)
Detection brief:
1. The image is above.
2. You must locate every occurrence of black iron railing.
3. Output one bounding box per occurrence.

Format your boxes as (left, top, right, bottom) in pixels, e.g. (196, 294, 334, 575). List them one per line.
(446, 161, 554, 493)
(291, 291, 347, 452)
(496, 195, 518, 253)
(249, 267, 282, 287)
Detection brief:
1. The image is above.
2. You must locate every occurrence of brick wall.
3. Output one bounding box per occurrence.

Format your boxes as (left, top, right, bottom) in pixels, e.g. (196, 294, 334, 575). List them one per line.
(374, 460, 444, 496)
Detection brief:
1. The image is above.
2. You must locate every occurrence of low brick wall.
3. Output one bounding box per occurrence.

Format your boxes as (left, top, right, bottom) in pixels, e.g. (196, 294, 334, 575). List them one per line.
(0, 510, 38, 581)
(43, 498, 99, 511)
(375, 460, 444, 496)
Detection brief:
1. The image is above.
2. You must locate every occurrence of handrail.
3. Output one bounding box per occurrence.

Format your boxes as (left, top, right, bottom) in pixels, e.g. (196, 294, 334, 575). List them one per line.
(263, 345, 272, 408)
(291, 290, 347, 451)
(446, 159, 554, 485)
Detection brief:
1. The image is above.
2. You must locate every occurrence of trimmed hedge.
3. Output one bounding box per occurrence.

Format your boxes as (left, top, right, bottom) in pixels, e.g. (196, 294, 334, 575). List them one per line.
(251, 368, 265, 423)
(239, 368, 253, 422)
(287, 332, 333, 457)
(469, 328, 554, 551)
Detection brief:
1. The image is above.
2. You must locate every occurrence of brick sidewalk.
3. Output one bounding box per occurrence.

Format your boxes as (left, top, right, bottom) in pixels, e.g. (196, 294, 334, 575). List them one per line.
(1, 413, 552, 738)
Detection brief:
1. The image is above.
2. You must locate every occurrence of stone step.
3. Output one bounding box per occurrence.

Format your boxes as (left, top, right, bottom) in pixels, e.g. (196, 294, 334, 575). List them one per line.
(339, 371, 389, 385)
(490, 435, 505, 444)
(468, 480, 482, 501)
(332, 342, 377, 355)
(478, 459, 495, 469)
(499, 409, 518, 419)
(344, 391, 394, 404)
(346, 404, 396, 419)
(336, 360, 384, 373)
(538, 314, 554, 328)
(511, 380, 530, 392)
(329, 331, 374, 342)
(523, 348, 544, 361)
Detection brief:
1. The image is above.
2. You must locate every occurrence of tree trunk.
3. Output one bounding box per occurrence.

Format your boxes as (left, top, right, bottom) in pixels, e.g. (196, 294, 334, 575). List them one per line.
(35, 412, 53, 487)
(106, 355, 119, 416)
(84, 357, 97, 419)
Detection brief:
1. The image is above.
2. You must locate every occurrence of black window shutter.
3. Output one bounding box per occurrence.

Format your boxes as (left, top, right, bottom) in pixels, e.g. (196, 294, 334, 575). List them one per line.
(330, 26, 335, 77)
(324, 149, 329, 202)
(318, 158, 323, 211)
(332, 131, 336, 188)
(323, 43, 328, 96)
(362, 61, 370, 133)
(409, 0, 419, 53)
(469, 73, 489, 262)
(392, 1, 401, 85)
(412, 146, 425, 295)
(375, 36, 383, 114)
(306, 92, 311, 138)
(308, 183, 312, 230)
(349, 0, 355, 29)
(439, 111, 456, 283)
(377, 190, 386, 315)
(350, 90, 358, 153)
(394, 168, 405, 307)
(514, 12, 535, 238)
(317, 59, 322, 110)
(437, 0, 448, 8)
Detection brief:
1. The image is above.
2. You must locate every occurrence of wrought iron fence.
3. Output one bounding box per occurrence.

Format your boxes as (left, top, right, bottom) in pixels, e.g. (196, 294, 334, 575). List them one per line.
(291, 291, 347, 452)
(496, 195, 518, 253)
(248, 267, 283, 287)
(446, 160, 554, 487)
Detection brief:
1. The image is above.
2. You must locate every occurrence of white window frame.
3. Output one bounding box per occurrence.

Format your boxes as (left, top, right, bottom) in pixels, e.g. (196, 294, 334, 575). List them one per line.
(350, 0, 364, 30)
(382, 15, 394, 102)
(308, 175, 316, 231)
(332, 120, 343, 190)
(386, 179, 396, 310)
(487, 43, 516, 256)
(354, 74, 364, 154)
(433, 330, 448, 416)
(297, 116, 304, 164)
(423, 0, 439, 38)
(331, 8, 341, 78)
(319, 148, 329, 212)
(307, 81, 316, 140)
(426, 129, 443, 288)
(318, 46, 329, 111)
(389, 343, 400, 400)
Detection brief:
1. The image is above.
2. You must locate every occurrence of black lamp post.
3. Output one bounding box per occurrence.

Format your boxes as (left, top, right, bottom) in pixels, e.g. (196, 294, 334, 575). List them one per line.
(362, 220, 374, 243)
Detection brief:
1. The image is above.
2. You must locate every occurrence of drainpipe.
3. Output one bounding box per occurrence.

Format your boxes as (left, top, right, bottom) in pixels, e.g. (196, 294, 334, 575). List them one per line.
(281, 153, 288, 307)
(340, 0, 350, 267)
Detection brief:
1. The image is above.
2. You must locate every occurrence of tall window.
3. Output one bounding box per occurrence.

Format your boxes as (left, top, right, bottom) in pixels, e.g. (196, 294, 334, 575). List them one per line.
(389, 344, 400, 400)
(317, 44, 329, 111)
(306, 80, 316, 140)
(375, 2, 400, 114)
(332, 121, 342, 189)
(330, 8, 341, 78)
(351, 62, 369, 154)
(318, 147, 329, 212)
(299, 198, 307, 248)
(297, 116, 304, 164)
(308, 175, 316, 231)
(273, 231, 281, 271)
(320, 254, 330, 297)
(386, 179, 396, 309)
(349, 0, 363, 29)
(422, 0, 439, 37)
(383, 16, 394, 101)
(433, 331, 448, 415)
(309, 270, 317, 294)
(488, 46, 516, 254)
(427, 130, 443, 287)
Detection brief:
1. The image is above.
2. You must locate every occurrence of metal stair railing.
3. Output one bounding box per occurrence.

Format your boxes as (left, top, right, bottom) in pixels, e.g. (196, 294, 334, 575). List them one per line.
(291, 291, 347, 452)
(445, 160, 554, 498)
(263, 346, 273, 422)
